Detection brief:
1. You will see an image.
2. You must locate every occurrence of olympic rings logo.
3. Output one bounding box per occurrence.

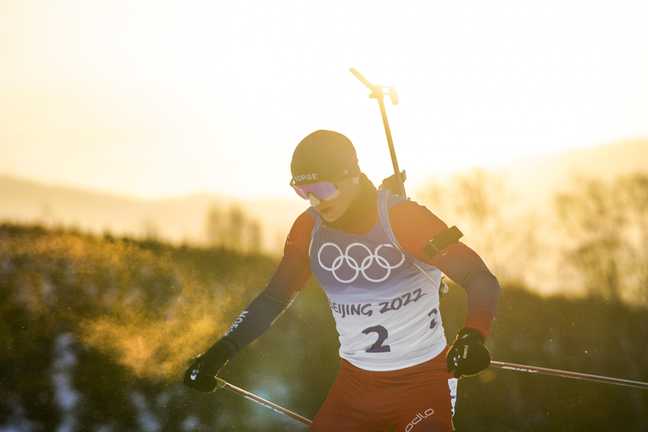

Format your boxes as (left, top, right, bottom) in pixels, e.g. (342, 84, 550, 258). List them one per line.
(317, 242, 405, 284)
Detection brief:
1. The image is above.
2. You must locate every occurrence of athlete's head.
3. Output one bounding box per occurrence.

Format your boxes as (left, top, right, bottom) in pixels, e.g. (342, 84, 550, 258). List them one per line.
(290, 130, 362, 222)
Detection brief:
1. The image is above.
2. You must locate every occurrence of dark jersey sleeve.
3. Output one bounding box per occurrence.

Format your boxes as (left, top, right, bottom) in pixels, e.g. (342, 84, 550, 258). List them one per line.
(222, 211, 314, 351)
(389, 200, 501, 337)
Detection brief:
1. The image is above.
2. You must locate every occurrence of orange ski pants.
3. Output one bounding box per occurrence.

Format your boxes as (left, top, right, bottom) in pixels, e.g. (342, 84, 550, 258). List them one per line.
(311, 349, 457, 432)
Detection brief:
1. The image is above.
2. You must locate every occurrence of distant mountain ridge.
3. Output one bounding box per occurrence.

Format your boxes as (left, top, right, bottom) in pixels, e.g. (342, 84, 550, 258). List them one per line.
(502, 138, 648, 201)
(2, 139, 646, 253)
(0, 173, 304, 252)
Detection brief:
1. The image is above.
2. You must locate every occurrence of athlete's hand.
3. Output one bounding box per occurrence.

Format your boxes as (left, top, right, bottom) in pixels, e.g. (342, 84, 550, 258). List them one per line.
(183, 339, 237, 392)
(379, 170, 407, 194)
(446, 327, 491, 378)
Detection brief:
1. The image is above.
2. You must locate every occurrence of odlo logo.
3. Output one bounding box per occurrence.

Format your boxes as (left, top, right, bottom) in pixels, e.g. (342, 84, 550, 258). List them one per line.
(405, 408, 435, 432)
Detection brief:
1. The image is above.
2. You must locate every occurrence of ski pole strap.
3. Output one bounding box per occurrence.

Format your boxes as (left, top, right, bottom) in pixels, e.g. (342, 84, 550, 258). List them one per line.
(491, 360, 648, 390)
(214, 377, 313, 425)
(424, 226, 464, 259)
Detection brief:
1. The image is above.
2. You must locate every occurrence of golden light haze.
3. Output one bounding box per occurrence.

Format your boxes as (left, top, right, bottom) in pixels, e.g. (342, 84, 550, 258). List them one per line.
(3, 227, 239, 379)
(2, 1, 647, 199)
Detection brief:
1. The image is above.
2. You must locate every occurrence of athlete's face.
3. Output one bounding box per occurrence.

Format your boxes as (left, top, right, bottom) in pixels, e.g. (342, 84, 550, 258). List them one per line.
(311, 176, 360, 222)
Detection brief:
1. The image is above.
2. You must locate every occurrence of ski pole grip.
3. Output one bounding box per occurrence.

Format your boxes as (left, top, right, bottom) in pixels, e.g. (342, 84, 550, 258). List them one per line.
(424, 226, 463, 258)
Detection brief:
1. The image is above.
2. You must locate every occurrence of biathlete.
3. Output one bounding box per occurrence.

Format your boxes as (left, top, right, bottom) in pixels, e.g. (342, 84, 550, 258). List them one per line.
(184, 130, 501, 432)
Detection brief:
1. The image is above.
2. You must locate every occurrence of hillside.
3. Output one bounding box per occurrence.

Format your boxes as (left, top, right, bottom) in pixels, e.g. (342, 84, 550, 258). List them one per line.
(0, 222, 646, 430)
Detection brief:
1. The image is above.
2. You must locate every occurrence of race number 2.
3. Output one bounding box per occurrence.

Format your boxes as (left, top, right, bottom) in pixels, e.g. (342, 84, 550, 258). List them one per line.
(428, 308, 438, 329)
(362, 308, 440, 353)
(362, 325, 391, 353)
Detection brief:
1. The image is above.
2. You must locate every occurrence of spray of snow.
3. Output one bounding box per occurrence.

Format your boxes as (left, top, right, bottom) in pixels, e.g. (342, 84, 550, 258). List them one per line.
(78, 275, 233, 380)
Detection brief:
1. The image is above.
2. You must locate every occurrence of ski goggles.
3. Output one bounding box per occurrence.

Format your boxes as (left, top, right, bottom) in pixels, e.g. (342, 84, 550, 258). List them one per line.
(290, 179, 341, 201)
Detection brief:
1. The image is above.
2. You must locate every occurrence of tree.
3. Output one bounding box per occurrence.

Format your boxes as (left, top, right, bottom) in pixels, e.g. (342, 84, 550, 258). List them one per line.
(225, 205, 245, 251)
(246, 220, 263, 254)
(419, 169, 530, 284)
(205, 204, 224, 248)
(205, 203, 264, 253)
(141, 218, 160, 241)
(555, 173, 648, 303)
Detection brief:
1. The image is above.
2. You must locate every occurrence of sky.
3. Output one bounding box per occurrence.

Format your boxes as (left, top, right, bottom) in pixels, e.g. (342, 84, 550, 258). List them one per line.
(1, 0, 647, 200)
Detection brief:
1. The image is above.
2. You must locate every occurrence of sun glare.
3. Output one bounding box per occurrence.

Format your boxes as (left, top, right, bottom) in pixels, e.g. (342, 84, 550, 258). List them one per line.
(1, 1, 646, 199)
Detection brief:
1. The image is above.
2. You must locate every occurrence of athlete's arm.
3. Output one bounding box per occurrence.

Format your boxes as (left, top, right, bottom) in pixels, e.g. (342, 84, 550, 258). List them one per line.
(222, 210, 314, 351)
(390, 201, 501, 337)
(225, 212, 314, 351)
(184, 211, 314, 392)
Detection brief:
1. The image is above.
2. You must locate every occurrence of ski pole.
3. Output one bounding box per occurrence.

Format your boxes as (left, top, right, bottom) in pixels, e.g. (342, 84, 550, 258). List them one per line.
(490, 360, 648, 390)
(214, 377, 313, 426)
(350, 68, 406, 198)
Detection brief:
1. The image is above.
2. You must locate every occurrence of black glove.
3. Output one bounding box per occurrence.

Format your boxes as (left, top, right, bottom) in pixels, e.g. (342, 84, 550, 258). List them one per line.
(446, 327, 491, 378)
(183, 338, 237, 392)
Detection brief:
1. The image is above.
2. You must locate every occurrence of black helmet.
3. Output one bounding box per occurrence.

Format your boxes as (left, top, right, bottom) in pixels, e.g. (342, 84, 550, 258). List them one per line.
(291, 130, 360, 185)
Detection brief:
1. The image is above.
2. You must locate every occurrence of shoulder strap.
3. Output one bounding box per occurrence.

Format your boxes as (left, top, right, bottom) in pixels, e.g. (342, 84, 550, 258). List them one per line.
(307, 207, 321, 259)
(377, 190, 444, 287)
(377, 189, 406, 249)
